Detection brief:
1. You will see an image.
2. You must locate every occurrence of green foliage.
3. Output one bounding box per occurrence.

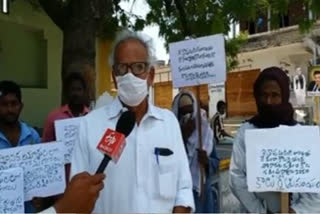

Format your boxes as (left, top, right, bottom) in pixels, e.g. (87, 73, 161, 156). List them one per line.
(144, 0, 319, 70)
(24, 0, 319, 69)
(145, 0, 245, 69)
(226, 33, 248, 70)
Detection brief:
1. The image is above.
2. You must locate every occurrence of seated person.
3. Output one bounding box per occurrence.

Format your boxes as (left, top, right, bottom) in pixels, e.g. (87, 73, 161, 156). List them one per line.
(210, 101, 233, 144)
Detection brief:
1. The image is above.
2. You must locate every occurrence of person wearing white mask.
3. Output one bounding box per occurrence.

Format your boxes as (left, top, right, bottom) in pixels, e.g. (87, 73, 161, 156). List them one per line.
(70, 31, 194, 213)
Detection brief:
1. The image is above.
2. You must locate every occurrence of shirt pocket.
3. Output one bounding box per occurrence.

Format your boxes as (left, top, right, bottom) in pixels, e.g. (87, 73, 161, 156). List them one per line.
(154, 155, 178, 201)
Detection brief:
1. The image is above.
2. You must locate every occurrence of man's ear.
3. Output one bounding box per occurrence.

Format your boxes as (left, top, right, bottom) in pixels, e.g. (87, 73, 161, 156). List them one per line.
(147, 66, 155, 87)
(112, 70, 118, 89)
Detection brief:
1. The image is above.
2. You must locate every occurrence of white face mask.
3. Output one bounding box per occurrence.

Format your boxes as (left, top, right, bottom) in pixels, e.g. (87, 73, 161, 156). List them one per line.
(116, 72, 148, 107)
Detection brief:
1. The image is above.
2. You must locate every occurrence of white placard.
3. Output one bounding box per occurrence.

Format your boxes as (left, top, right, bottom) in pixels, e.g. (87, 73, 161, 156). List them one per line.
(55, 117, 82, 164)
(246, 126, 320, 193)
(0, 168, 24, 213)
(169, 34, 226, 88)
(0, 143, 65, 201)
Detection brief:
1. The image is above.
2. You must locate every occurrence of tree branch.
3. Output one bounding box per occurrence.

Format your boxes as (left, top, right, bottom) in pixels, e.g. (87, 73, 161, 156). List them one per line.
(38, 0, 68, 29)
(164, 0, 173, 16)
(174, 0, 191, 37)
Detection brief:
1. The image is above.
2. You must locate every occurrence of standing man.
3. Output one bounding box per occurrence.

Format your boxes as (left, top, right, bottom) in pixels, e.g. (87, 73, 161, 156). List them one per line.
(210, 101, 233, 144)
(71, 31, 194, 213)
(0, 80, 41, 213)
(230, 67, 320, 213)
(40, 72, 90, 210)
(42, 72, 89, 142)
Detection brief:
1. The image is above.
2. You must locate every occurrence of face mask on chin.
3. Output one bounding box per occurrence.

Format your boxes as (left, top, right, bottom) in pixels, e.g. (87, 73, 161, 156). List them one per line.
(116, 72, 149, 107)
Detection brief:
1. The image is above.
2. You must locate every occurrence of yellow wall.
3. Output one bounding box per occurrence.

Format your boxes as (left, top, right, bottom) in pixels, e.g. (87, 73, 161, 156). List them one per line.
(96, 39, 117, 97)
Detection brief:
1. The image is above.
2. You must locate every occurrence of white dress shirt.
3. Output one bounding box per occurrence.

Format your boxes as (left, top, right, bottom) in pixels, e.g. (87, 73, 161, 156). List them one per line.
(71, 98, 194, 213)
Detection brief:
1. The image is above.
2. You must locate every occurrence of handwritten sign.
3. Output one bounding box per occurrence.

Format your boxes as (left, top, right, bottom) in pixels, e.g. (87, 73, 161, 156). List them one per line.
(55, 117, 82, 164)
(0, 143, 65, 201)
(169, 34, 226, 88)
(246, 126, 320, 193)
(0, 168, 24, 213)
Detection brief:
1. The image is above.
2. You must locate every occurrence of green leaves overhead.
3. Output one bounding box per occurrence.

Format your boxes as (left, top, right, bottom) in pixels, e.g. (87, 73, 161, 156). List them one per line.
(143, 0, 319, 69)
(27, 0, 319, 68)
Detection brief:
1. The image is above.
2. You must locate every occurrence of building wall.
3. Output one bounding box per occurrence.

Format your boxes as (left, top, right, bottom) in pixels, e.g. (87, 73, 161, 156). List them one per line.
(0, 1, 63, 128)
(234, 43, 312, 75)
(96, 39, 115, 97)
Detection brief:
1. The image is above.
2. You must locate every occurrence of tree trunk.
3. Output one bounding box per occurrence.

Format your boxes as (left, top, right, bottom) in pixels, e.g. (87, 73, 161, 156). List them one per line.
(61, 0, 97, 105)
(38, 0, 113, 105)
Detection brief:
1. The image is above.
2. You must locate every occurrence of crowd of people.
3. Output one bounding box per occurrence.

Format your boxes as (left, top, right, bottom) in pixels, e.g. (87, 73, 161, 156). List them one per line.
(1, 30, 320, 214)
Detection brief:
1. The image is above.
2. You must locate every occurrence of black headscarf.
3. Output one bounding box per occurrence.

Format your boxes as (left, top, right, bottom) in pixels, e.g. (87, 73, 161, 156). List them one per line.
(249, 67, 297, 128)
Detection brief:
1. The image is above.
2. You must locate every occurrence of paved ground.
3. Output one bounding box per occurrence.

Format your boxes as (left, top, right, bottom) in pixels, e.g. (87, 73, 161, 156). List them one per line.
(215, 118, 243, 212)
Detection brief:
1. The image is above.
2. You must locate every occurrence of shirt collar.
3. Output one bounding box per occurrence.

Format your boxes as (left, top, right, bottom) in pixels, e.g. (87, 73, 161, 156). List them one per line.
(62, 105, 90, 117)
(19, 121, 33, 142)
(147, 102, 164, 121)
(0, 122, 32, 145)
(107, 97, 163, 121)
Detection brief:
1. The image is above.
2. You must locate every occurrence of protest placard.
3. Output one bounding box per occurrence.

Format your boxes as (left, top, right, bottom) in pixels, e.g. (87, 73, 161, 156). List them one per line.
(0, 168, 24, 213)
(0, 143, 65, 201)
(169, 34, 226, 88)
(246, 126, 320, 193)
(55, 117, 82, 164)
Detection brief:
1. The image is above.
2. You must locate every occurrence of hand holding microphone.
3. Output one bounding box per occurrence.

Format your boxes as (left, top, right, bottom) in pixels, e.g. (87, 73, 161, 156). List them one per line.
(96, 111, 136, 173)
(53, 172, 105, 213)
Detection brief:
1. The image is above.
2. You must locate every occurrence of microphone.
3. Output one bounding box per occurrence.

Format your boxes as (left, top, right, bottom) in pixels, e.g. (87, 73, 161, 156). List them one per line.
(95, 111, 135, 174)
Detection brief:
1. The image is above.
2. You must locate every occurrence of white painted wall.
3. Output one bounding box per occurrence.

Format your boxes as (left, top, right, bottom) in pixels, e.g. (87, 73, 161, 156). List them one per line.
(234, 43, 312, 77)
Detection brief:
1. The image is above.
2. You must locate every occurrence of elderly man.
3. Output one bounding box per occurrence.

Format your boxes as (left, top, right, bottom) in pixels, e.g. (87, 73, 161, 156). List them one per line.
(172, 90, 220, 213)
(71, 31, 194, 213)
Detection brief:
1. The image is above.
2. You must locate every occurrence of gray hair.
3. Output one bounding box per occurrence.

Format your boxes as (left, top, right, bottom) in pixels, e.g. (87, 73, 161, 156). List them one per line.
(109, 30, 156, 66)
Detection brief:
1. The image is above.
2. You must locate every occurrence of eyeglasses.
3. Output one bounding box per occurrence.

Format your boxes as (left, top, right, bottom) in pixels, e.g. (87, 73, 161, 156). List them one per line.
(113, 62, 149, 76)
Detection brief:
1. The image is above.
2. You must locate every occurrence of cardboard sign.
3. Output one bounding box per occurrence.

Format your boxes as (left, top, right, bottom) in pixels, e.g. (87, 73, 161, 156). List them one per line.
(55, 117, 82, 164)
(0, 168, 24, 213)
(246, 126, 320, 193)
(0, 143, 65, 201)
(169, 34, 226, 88)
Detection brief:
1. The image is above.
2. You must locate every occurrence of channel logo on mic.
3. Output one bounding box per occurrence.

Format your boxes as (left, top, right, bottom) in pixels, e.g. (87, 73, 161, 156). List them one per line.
(97, 129, 126, 163)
